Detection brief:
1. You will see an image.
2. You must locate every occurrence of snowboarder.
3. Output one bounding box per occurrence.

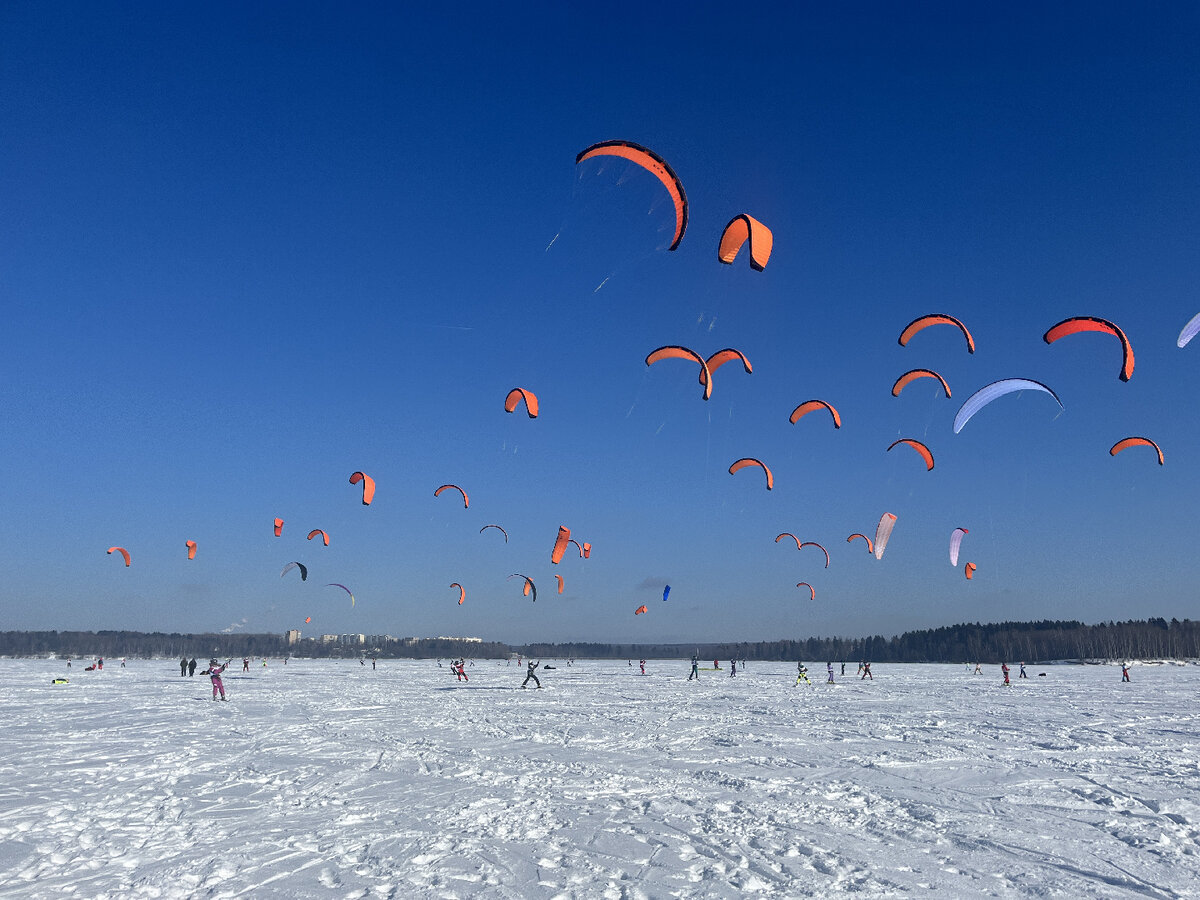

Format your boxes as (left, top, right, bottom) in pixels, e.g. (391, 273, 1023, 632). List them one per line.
(180, 657, 188, 677)
(861, 661, 872, 680)
(188, 657, 197, 676)
(203, 659, 228, 700)
(1121, 662, 1131, 682)
(796, 662, 810, 685)
(522, 660, 541, 689)
(1001, 662, 1010, 685)
(639, 659, 646, 675)
(1019, 662, 1028, 679)
(688, 655, 699, 681)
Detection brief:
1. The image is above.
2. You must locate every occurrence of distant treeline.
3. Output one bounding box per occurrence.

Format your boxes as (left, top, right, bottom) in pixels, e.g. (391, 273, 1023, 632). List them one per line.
(2, 618, 1198, 662)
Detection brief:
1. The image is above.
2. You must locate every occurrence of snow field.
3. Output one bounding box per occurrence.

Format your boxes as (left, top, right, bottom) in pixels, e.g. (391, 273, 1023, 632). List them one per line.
(0, 659, 1197, 898)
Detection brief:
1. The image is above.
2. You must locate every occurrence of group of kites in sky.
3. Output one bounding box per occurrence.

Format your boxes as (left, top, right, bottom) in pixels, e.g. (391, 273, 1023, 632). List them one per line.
(103, 140, 1200, 622)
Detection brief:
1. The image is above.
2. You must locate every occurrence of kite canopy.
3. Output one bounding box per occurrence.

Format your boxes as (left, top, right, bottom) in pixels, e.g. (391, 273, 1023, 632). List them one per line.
(508, 573, 536, 602)
(847, 533, 875, 554)
(789, 399, 841, 428)
(349, 471, 375, 505)
(1043, 315, 1134, 381)
(1110, 436, 1163, 466)
(434, 484, 469, 508)
(274, 517, 284, 537)
(185, 540, 197, 560)
(1178, 312, 1200, 348)
(504, 388, 539, 418)
(550, 526, 571, 564)
(646, 345, 713, 400)
(307, 529, 329, 547)
(964, 562, 977, 580)
(888, 438, 935, 471)
(796, 582, 815, 601)
(107, 546, 131, 567)
(892, 368, 951, 398)
(949, 528, 969, 567)
(576, 140, 688, 250)
(898, 313, 975, 353)
(717, 214, 773, 271)
(327, 583, 355, 607)
(729, 457, 773, 490)
(953, 378, 1063, 434)
(634, 604, 648, 615)
(281, 562, 308, 581)
(480, 524, 508, 542)
(700, 348, 752, 386)
(874, 513, 897, 560)
(450, 583, 465, 605)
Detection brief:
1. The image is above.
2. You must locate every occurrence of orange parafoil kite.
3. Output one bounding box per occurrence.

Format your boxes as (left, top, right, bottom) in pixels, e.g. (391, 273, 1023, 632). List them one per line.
(888, 438, 935, 471)
(729, 458, 773, 490)
(1110, 436, 1163, 465)
(451, 582, 465, 605)
(800, 542, 830, 568)
(349, 472, 375, 505)
(555, 574, 564, 594)
(796, 582, 815, 601)
(566, 538, 585, 558)
(576, 140, 688, 251)
(1043, 316, 1134, 381)
(789, 400, 841, 429)
(582, 542, 592, 558)
(304, 616, 312, 624)
(700, 348, 752, 386)
(847, 533, 875, 554)
(274, 517, 284, 537)
(434, 484, 469, 508)
(775, 532, 802, 550)
(551, 526, 571, 564)
(480, 524, 508, 542)
(504, 387, 539, 418)
(717, 214, 773, 271)
(185, 540, 197, 560)
(508, 573, 536, 602)
(107, 547, 130, 567)
(634, 604, 648, 615)
(307, 529, 329, 547)
(898, 313, 975, 353)
(964, 562, 977, 580)
(892, 368, 951, 398)
(646, 345, 712, 400)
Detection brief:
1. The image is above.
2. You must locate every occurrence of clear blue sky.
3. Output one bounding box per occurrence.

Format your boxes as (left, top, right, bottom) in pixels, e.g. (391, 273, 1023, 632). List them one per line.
(2, 3, 1198, 643)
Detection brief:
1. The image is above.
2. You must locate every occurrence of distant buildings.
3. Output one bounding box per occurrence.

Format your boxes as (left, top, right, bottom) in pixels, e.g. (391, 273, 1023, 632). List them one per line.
(284, 630, 301, 645)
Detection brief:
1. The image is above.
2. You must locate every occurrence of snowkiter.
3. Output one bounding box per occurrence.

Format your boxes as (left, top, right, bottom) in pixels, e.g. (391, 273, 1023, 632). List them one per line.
(861, 662, 872, 680)
(688, 655, 699, 681)
(1001, 663, 1010, 685)
(522, 660, 541, 689)
(827, 662, 835, 683)
(204, 659, 228, 700)
(1122, 663, 1131, 682)
(639, 660, 646, 675)
(796, 663, 810, 685)
(1020, 663, 1028, 679)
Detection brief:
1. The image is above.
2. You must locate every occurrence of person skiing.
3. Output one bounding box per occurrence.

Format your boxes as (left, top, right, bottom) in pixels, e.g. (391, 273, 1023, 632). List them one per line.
(826, 662, 835, 684)
(688, 654, 699, 681)
(522, 659, 541, 689)
(639, 659, 646, 675)
(180, 657, 188, 677)
(1001, 662, 1011, 686)
(796, 662, 810, 686)
(188, 657, 197, 676)
(1019, 662, 1028, 679)
(861, 661, 872, 680)
(1121, 662, 1131, 682)
(203, 659, 228, 700)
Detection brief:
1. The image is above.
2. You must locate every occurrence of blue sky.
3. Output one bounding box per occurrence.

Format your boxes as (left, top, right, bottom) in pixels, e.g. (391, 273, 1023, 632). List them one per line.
(2, 3, 1198, 643)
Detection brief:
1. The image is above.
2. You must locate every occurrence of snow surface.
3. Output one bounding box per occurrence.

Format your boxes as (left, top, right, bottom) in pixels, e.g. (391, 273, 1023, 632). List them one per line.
(2, 658, 1198, 898)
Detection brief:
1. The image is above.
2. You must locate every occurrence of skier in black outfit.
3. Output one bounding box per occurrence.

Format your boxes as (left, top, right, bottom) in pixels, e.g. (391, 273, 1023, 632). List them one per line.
(188, 657, 197, 676)
(688, 655, 699, 681)
(522, 660, 541, 689)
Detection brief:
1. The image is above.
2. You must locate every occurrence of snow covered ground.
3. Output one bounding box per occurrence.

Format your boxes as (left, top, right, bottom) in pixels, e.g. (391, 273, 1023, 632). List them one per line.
(1, 658, 1197, 899)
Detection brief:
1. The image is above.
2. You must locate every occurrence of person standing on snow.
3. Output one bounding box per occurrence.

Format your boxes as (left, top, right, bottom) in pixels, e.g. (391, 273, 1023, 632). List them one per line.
(639, 660, 646, 675)
(1001, 662, 1011, 686)
(688, 655, 699, 681)
(1121, 662, 1131, 682)
(826, 662, 835, 683)
(522, 660, 541, 689)
(203, 659, 228, 700)
(1019, 662, 1028, 679)
(796, 662, 810, 686)
(180, 657, 188, 677)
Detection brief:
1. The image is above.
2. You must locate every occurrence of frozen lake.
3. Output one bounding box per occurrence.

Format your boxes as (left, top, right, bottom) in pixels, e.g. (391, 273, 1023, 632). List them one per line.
(1, 657, 1197, 898)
